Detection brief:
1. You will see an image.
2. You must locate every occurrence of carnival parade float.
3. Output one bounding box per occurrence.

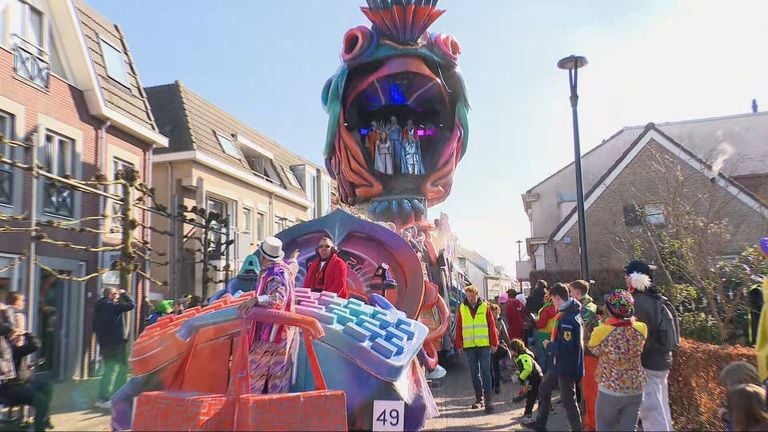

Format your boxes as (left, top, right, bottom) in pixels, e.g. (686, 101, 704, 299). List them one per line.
(115, 1, 469, 430)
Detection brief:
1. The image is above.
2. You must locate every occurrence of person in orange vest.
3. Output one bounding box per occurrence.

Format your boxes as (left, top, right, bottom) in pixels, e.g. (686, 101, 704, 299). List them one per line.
(455, 284, 499, 414)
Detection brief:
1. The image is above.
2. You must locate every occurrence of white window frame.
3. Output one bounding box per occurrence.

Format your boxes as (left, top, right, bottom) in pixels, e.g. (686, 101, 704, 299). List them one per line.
(282, 165, 301, 188)
(643, 203, 666, 225)
(255, 211, 265, 241)
(40, 130, 76, 219)
(20, 2, 44, 52)
(99, 37, 131, 88)
(110, 157, 134, 233)
(35, 116, 82, 222)
(0, 110, 15, 207)
(307, 172, 317, 217)
(242, 206, 253, 234)
(206, 195, 230, 257)
(215, 132, 241, 159)
(321, 179, 331, 216)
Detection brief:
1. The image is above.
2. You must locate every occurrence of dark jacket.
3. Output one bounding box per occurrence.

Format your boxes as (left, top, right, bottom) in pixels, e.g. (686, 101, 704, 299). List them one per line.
(0, 316, 14, 381)
(633, 287, 673, 371)
(525, 286, 546, 315)
(10, 333, 39, 383)
(93, 293, 134, 347)
(545, 299, 584, 380)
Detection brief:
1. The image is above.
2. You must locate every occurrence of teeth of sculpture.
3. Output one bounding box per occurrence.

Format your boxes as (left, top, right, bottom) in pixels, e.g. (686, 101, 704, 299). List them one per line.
(368, 197, 426, 225)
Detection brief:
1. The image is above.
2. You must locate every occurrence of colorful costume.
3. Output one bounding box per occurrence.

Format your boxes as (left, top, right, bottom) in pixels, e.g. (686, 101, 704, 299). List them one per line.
(249, 259, 298, 394)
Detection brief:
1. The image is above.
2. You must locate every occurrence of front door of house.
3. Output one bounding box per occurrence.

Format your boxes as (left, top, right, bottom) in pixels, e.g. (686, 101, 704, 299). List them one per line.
(37, 271, 71, 381)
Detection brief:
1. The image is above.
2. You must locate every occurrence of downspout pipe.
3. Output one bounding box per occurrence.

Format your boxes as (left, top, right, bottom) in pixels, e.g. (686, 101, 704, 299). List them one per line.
(96, 120, 111, 296)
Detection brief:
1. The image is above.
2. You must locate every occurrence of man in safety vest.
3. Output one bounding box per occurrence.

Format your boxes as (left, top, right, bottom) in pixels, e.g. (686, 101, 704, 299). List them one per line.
(455, 284, 499, 414)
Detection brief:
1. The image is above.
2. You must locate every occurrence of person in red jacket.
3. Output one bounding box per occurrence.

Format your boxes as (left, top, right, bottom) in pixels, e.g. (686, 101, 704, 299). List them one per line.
(504, 288, 526, 341)
(303, 236, 349, 298)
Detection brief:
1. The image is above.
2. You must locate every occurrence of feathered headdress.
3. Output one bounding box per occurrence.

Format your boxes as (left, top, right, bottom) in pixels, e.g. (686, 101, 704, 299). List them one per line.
(362, 0, 445, 44)
(627, 271, 653, 292)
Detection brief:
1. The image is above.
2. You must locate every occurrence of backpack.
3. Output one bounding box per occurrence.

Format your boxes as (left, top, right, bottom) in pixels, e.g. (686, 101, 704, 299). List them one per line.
(656, 295, 680, 351)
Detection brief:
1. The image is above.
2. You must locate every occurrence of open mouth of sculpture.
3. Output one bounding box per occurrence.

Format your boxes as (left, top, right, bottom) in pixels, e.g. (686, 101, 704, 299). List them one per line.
(342, 56, 458, 196)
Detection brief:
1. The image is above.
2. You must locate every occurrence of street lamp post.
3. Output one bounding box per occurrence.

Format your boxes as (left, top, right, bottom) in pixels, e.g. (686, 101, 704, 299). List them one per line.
(516, 240, 523, 261)
(557, 55, 590, 281)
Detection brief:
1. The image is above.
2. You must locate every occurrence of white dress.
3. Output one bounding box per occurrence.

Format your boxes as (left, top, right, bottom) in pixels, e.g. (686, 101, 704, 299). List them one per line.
(374, 138, 394, 175)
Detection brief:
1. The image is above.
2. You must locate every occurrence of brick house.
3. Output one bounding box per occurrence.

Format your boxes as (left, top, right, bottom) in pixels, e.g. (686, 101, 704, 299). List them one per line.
(521, 112, 768, 288)
(0, 0, 166, 380)
(145, 81, 334, 300)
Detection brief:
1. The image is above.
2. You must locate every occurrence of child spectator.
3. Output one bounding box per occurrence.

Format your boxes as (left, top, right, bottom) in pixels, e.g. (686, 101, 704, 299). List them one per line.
(510, 338, 542, 423)
(719, 361, 761, 431)
(490, 303, 512, 394)
(727, 384, 768, 431)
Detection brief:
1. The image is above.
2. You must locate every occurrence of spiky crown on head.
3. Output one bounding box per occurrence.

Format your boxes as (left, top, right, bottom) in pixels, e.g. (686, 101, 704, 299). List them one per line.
(362, 0, 445, 44)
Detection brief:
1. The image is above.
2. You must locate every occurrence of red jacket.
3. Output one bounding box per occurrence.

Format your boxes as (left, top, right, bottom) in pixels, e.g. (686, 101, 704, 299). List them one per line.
(454, 300, 499, 350)
(504, 299, 526, 340)
(304, 253, 349, 299)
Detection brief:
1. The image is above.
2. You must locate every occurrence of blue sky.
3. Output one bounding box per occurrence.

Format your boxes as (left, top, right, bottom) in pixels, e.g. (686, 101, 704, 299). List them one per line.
(89, 0, 768, 275)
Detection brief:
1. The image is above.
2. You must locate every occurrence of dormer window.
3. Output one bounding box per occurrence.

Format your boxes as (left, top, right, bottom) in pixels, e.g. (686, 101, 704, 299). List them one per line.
(245, 154, 282, 185)
(281, 165, 301, 188)
(215, 132, 240, 158)
(99, 37, 131, 88)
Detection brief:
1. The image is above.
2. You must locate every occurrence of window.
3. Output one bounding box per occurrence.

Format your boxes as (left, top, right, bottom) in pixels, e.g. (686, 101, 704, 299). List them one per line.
(215, 132, 240, 158)
(246, 155, 282, 184)
(623, 204, 641, 226)
(242, 207, 252, 234)
(206, 197, 229, 257)
(282, 166, 301, 188)
(0, 111, 14, 205)
(99, 38, 131, 88)
(21, 3, 43, 49)
(110, 157, 134, 232)
(256, 212, 265, 241)
(307, 172, 317, 216)
(274, 216, 288, 235)
(643, 203, 665, 225)
(41, 132, 75, 218)
(321, 180, 331, 216)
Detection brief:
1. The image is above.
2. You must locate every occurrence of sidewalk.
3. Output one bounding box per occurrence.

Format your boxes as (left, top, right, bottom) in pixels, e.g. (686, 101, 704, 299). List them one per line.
(49, 378, 110, 432)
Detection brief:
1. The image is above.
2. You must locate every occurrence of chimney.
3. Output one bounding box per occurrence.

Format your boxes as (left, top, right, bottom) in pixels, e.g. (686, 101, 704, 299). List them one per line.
(752, 99, 758, 113)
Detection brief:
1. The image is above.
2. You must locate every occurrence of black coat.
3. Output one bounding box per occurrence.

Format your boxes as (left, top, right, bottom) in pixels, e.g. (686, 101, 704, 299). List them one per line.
(93, 293, 134, 347)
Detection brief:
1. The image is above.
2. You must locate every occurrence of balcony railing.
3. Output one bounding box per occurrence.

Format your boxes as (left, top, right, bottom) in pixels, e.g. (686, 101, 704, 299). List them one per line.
(12, 34, 50, 89)
(42, 180, 74, 218)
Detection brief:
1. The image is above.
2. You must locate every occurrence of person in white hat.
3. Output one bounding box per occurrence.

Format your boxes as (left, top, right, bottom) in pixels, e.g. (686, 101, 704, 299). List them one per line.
(238, 236, 299, 394)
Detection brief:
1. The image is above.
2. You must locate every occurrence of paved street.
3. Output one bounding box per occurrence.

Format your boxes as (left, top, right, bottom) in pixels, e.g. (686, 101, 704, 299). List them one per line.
(425, 357, 569, 431)
(41, 360, 570, 432)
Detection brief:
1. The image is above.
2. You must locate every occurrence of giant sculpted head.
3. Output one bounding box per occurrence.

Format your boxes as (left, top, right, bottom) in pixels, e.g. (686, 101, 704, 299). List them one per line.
(322, 0, 469, 227)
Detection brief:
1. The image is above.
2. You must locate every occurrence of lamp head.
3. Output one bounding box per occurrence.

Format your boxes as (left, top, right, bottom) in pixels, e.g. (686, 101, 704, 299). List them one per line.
(557, 55, 588, 70)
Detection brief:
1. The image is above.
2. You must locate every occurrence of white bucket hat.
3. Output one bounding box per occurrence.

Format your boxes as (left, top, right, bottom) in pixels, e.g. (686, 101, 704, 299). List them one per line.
(259, 236, 285, 261)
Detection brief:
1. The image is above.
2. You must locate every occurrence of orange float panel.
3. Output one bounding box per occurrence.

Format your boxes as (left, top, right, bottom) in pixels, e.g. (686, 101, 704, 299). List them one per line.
(132, 391, 235, 431)
(234, 390, 348, 431)
(179, 335, 239, 394)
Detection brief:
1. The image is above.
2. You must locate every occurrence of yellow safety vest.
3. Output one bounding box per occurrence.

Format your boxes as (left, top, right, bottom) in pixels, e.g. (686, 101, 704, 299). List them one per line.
(460, 302, 490, 348)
